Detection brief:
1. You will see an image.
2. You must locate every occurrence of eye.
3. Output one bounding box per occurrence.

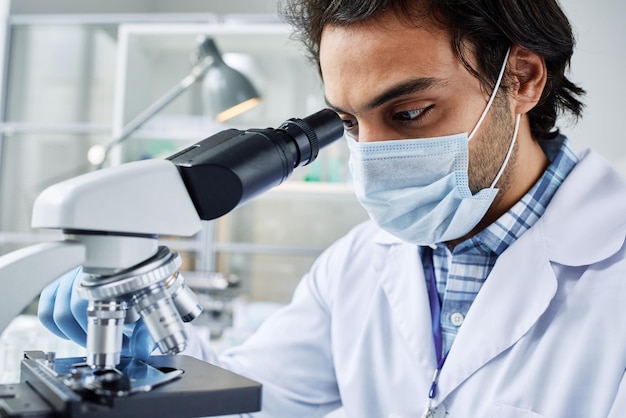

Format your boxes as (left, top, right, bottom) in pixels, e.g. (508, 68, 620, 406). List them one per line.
(341, 118, 358, 131)
(393, 105, 434, 123)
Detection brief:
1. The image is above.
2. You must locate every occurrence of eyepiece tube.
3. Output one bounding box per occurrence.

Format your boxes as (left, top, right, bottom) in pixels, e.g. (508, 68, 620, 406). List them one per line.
(277, 108, 345, 166)
(169, 109, 344, 220)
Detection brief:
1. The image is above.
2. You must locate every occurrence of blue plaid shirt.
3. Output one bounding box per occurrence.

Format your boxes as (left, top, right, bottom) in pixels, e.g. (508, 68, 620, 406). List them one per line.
(422, 135, 579, 358)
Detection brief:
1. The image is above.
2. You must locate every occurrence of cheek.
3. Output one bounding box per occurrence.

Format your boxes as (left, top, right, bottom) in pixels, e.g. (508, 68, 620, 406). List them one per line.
(451, 95, 493, 134)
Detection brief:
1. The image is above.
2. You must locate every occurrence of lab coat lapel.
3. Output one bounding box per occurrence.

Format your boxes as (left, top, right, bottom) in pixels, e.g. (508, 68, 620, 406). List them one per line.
(436, 224, 558, 400)
(376, 240, 437, 377)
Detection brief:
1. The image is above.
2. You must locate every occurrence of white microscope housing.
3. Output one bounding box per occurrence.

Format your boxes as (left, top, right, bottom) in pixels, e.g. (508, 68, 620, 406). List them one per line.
(0, 108, 343, 372)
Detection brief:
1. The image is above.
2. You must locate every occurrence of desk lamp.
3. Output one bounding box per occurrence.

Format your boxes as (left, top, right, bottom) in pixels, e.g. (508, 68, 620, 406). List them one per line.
(88, 36, 261, 168)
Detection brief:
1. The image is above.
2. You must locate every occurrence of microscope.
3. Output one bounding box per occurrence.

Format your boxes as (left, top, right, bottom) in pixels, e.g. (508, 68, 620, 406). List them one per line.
(0, 109, 344, 417)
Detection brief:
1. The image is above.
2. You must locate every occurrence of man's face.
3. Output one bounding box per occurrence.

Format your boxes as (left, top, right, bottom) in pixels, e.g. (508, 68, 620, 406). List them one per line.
(319, 11, 517, 193)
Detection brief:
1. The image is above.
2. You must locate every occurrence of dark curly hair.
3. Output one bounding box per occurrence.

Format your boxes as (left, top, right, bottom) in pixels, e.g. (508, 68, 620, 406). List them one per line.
(280, 0, 585, 140)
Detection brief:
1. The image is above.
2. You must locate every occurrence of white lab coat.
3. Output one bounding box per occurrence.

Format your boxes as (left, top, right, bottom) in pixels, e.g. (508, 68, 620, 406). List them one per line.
(185, 148, 626, 418)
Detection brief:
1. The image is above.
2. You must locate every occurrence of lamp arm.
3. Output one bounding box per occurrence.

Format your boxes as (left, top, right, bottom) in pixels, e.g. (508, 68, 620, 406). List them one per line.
(95, 56, 215, 167)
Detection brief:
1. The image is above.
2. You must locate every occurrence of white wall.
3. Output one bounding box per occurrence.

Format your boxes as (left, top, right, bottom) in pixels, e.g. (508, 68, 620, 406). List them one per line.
(560, 0, 626, 173)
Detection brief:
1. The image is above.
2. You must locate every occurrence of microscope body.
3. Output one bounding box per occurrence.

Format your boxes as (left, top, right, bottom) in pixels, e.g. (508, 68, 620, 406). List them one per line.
(0, 109, 343, 417)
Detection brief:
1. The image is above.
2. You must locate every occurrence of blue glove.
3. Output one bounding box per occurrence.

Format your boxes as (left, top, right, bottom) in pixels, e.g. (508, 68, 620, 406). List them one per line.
(38, 267, 156, 361)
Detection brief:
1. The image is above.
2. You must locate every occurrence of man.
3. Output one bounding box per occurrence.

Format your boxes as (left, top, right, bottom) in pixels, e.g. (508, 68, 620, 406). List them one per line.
(40, 1, 626, 417)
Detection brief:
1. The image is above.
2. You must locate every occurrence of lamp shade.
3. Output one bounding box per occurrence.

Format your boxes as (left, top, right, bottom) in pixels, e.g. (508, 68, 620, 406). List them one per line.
(198, 38, 261, 122)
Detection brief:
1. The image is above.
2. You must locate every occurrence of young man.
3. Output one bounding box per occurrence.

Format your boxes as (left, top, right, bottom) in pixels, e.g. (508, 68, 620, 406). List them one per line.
(40, 1, 626, 417)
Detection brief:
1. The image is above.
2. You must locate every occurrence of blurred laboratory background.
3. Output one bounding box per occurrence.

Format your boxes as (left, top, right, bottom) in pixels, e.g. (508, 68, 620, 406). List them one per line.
(0, 0, 623, 384)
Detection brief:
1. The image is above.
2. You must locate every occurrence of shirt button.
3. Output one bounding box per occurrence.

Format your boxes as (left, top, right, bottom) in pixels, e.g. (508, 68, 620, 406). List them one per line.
(450, 312, 465, 327)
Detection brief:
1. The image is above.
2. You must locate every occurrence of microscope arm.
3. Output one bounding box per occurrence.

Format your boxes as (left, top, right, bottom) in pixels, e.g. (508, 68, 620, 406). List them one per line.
(0, 241, 85, 334)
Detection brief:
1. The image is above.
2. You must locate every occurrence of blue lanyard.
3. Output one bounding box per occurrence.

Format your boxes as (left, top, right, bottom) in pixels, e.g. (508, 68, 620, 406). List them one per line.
(424, 246, 447, 400)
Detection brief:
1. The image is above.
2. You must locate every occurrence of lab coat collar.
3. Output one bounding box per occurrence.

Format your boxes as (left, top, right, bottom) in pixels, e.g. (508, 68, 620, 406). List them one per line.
(539, 149, 626, 266)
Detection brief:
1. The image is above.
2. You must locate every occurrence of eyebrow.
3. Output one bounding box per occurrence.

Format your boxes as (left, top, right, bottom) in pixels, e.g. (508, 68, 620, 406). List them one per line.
(326, 77, 447, 114)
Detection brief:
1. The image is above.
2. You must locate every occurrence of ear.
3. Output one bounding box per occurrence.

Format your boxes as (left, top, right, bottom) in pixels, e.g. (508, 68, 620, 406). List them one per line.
(507, 44, 547, 115)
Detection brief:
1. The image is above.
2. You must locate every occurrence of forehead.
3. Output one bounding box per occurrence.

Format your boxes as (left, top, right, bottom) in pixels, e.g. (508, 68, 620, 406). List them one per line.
(319, 12, 467, 112)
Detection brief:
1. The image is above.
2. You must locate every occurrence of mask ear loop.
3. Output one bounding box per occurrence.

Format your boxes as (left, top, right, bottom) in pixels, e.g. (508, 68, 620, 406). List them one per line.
(468, 47, 511, 141)
(490, 113, 521, 188)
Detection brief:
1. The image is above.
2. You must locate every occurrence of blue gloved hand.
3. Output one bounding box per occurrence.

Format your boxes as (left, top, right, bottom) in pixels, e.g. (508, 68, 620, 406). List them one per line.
(38, 267, 156, 361)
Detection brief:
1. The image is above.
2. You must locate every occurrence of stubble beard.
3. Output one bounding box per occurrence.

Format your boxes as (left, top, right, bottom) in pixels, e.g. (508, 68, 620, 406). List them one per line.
(467, 94, 517, 196)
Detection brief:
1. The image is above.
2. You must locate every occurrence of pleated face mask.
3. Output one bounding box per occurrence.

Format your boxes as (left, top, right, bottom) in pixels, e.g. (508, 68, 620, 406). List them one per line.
(346, 49, 520, 245)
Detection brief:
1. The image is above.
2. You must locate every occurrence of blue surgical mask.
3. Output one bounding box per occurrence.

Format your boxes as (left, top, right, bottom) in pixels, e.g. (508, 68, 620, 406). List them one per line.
(347, 49, 520, 245)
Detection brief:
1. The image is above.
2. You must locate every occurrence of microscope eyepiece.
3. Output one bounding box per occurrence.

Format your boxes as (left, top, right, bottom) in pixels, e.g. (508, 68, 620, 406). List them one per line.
(168, 108, 344, 220)
(276, 109, 343, 166)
